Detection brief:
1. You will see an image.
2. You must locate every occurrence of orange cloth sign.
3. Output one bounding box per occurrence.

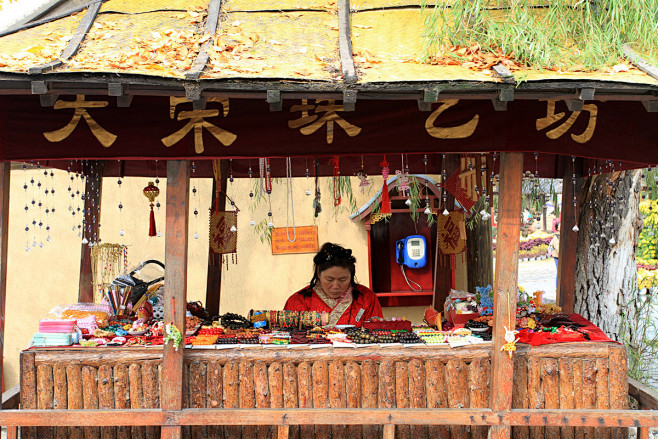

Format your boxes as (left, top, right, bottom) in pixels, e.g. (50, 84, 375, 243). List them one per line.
(272, 226, 319, 255)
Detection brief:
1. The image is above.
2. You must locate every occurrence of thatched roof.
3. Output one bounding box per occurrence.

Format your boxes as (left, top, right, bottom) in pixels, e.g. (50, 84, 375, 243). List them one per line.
(0, 0, 656, 100)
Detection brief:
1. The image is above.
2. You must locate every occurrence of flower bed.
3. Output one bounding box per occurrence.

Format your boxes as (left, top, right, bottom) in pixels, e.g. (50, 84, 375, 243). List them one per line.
(637, 199, 658, 289)
(493, 231, 552, 260)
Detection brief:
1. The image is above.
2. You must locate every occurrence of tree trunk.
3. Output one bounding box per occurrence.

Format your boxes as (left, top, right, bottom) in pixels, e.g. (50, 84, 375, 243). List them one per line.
(467, 197, 494, 293)
(574, 169, 642, 341)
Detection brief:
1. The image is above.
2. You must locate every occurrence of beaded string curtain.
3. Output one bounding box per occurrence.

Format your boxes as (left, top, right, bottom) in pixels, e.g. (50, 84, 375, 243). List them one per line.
(209, 160, 238, 268)
(90, 243, 127, 301)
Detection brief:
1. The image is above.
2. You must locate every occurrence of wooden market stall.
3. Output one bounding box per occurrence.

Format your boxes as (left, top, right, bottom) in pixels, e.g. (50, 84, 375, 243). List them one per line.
(0, 0, 657, 438)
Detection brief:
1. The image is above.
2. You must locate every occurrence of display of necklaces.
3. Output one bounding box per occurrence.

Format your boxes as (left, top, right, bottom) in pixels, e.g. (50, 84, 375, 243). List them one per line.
(90, 243, 127, 302)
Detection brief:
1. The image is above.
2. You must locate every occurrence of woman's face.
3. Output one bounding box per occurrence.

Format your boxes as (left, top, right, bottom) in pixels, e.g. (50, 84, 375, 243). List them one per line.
(318, 266, 351, 299)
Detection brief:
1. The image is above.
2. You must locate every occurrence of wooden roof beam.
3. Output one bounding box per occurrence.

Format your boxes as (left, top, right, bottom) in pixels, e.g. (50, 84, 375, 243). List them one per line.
(338, 0, 357, 83)
(492, 63, 515, 84)
(623, 44, 658, 82)
(418, 88, 439, 111)
(31, 81, 58, 107)
(108, 83, 133, 108)
(642, 100, 658, 113)
(343, 90, 357, 111)
(28, 1, 102, 75)
(267, 90, 282, 112)
(186, 0, 222, 80)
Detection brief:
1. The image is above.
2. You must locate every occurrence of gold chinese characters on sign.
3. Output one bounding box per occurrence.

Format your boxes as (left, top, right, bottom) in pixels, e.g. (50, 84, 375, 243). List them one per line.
(289, 99, 361, 144)
(425, 99, 479, 139)
(536, 100, 597, 143)
(162, 97, 237, 154)
(43, 95, 117, 147)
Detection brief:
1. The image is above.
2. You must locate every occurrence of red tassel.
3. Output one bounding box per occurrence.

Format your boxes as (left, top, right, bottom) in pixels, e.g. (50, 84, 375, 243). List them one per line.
(381, 180, 391, 214)
(149, 204, 156, 236)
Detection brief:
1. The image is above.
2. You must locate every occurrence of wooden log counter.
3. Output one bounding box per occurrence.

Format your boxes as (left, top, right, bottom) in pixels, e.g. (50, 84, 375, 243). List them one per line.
(19, 341, 627, 439)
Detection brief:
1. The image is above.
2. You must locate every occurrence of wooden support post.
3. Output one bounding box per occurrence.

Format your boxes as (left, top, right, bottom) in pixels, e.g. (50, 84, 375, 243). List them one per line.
(433, 154, 459, 311)
(0, 162, 9, 428)
(557, 157, 582, 313)
(490, 152, 523, 439)
(78, 160, 104, 302)
(161, 161, 190, 439)
(205, 159, 229, 317)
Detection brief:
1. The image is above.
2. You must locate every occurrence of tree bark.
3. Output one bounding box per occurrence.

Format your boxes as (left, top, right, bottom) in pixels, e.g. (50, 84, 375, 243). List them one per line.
(467, 196, 494, 293)
(574, 169, 642, 341)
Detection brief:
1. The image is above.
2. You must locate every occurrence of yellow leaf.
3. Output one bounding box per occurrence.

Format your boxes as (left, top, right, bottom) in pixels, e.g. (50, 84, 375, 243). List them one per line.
(25, 46, 44, 54)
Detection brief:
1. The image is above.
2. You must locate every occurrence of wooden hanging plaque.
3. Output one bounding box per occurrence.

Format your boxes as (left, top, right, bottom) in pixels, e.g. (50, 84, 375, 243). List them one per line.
(271, 226, 319, 255)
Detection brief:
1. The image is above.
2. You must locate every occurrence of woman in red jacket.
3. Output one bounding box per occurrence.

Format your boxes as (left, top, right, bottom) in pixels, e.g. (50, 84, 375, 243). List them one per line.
(284, 243, 383, 327)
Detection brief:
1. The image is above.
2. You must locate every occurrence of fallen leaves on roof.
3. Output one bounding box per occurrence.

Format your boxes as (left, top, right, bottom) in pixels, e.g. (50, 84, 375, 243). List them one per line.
(424, 44, 522, 73)
(0, 29, 71, 71)
(67, 8, 208, 75)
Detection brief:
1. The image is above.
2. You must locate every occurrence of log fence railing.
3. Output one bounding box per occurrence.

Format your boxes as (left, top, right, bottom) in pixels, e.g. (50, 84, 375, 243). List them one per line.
(629, 377, 658, 439)
(0, 407, 657, 438)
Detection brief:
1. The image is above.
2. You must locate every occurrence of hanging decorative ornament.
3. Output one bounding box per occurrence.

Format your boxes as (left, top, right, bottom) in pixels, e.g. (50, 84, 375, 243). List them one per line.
(192, 161, 201, 239)
(330, 156, 342, 207)
(248, 162, 257, 226)
(286, 157, 297, 242)
(380, 156, 391, 214)
(313, 157, 322, 217)
(396, 154, 411, 197)
(355, 155, 371, 193)
(571, 156, 579, 234)
(501, 326, 519, 359)
(143, 182, 160, 237)
(260, 158, 274, 226)
(405, 198, 412, 206)
(305, 158, 312, 196)
(210, 160, 239, 267)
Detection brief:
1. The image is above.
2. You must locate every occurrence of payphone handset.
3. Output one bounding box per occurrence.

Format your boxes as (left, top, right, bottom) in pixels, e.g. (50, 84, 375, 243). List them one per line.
(395, 235, 427, 269)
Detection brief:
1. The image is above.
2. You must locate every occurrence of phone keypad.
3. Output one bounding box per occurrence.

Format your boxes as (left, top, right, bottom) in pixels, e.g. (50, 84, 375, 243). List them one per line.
(412, 249, 421, 258)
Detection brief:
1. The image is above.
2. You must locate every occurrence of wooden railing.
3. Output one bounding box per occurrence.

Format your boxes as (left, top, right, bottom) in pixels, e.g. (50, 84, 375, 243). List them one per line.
(629, 377, 658, 439)
(1, 383, 658, 438)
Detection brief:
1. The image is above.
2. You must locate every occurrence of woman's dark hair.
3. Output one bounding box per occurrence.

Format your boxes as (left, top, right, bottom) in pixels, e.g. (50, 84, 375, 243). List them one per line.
(301, 243, 361, 299)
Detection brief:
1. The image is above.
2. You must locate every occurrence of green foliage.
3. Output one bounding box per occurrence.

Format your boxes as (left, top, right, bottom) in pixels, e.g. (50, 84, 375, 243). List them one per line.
(249, 178, 280, 245)
(421, 0, 658, 70)
(643, 167, 658, 201)
(327, 176, 358, 218)
(637, 199, 658, 261)
(619, 287, 658, 390)
(405, 177, 422, 222)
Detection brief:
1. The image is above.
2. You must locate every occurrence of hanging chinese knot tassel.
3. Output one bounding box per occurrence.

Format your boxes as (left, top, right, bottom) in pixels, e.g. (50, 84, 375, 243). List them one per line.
(149, 206, 156, 236)
(143, 181, 160, 237)
(380, 156, 391, 214)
